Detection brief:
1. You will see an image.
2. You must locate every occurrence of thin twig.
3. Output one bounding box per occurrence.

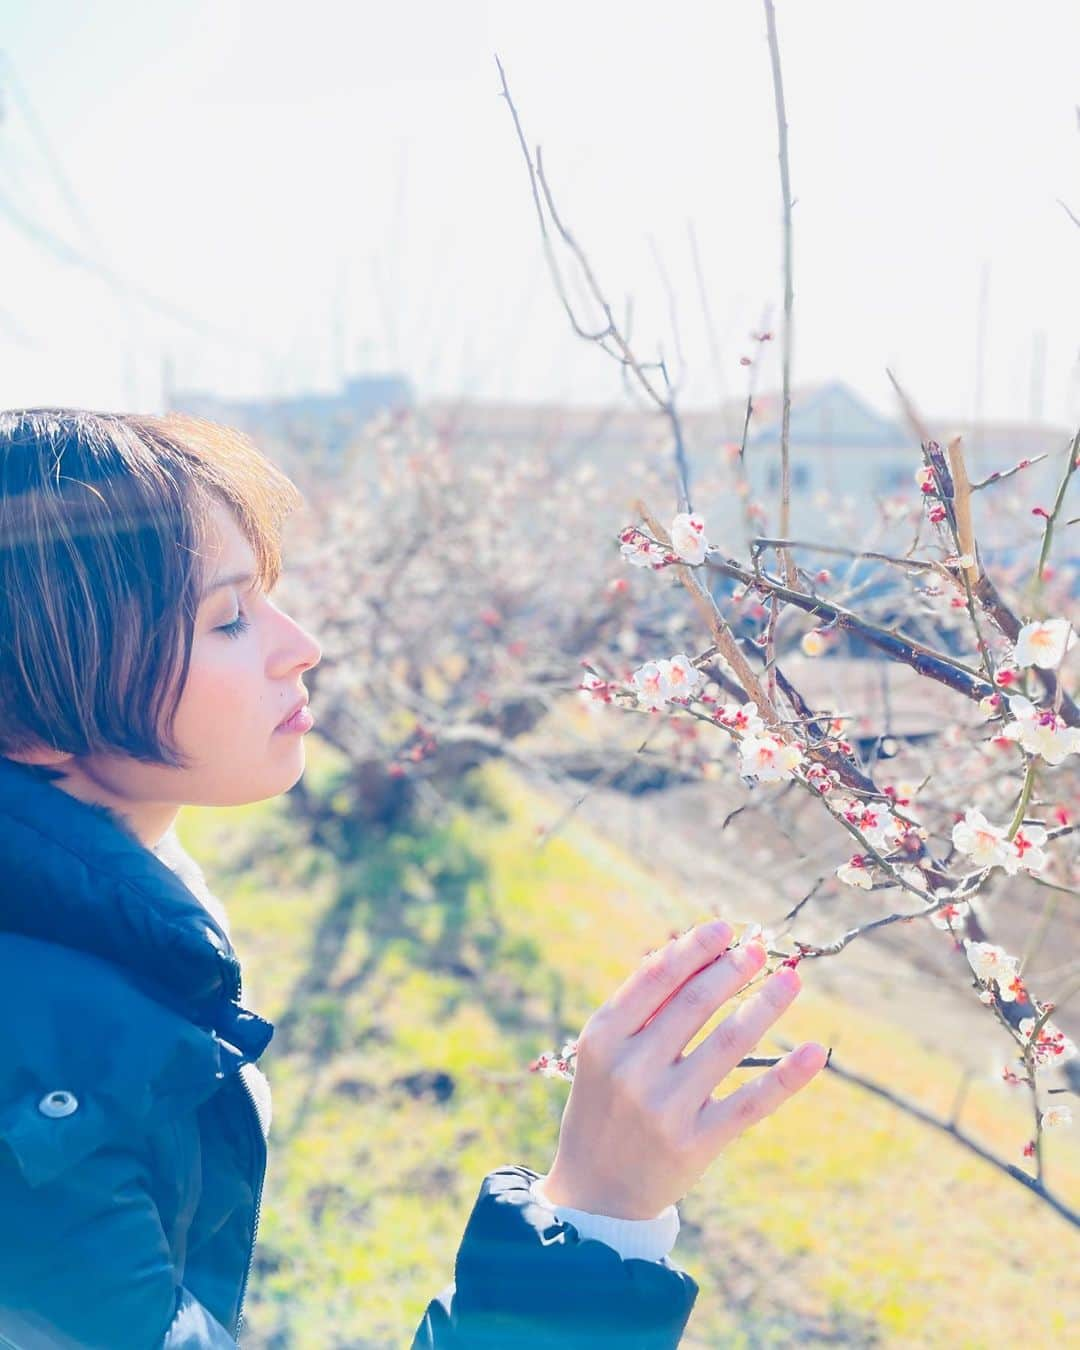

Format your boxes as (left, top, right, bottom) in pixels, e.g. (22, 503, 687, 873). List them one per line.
(762, 0, 797, 591)
(763, 1040, 1079, 1229)
(496, 54, 694, 518)
(1033, 426, 1080, 592)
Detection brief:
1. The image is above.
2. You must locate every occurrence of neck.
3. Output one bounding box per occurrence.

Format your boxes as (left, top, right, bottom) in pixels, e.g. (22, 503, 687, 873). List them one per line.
(26, 761, 180, 851)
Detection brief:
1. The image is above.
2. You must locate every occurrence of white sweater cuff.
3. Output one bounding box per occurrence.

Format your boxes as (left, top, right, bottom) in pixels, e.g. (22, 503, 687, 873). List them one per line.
(529, 1175, 680, 1263)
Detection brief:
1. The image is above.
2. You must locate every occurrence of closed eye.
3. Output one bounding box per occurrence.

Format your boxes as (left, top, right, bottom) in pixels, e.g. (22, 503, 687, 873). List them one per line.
(217, 611, 252, 639)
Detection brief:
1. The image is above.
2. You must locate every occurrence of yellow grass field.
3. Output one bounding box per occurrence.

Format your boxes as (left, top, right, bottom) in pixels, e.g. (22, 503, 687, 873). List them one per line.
(177, 740, 1079, 1348)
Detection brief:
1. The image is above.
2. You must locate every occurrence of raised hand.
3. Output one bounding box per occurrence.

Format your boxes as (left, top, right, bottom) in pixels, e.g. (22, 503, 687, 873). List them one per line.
(541, 918, 827, 1219)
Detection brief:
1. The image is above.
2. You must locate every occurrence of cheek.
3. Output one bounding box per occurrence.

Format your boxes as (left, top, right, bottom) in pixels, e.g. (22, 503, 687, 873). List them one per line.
(174, 639, 261, 742)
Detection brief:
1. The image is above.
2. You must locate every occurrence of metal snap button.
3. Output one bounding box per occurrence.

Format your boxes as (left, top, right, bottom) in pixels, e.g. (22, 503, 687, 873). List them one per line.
(38, 1090, 79, 1118)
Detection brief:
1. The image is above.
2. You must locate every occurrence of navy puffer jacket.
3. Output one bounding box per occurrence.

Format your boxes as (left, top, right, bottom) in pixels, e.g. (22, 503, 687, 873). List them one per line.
(0, 755, 698, 1347)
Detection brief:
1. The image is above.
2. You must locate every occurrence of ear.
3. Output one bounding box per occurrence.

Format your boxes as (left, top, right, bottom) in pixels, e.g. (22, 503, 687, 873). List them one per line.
(4, 745, 75, 767)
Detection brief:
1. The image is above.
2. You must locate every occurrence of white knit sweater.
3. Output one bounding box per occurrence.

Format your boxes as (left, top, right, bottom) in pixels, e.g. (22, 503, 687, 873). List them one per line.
(154, 826, 679, 1263)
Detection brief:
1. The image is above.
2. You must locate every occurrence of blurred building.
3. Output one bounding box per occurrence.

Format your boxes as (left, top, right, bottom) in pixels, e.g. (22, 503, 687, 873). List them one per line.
(423, 380, 1072, 548)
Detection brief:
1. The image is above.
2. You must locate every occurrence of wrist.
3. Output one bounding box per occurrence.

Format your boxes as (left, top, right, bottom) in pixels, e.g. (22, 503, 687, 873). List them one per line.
(540, 1164, 665, 1221)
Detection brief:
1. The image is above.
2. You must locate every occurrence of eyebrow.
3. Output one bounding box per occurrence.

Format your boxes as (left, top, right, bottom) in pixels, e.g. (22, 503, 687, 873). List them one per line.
(201, 570, 257, 602)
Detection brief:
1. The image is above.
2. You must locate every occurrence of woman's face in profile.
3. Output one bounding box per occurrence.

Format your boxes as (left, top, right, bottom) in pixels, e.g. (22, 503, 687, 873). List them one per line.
(167, 496, 324, 806)
(10, 496, 323, 838)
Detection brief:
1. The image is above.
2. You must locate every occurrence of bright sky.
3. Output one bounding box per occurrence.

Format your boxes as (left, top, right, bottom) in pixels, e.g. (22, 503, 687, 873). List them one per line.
(2, 0, 1078, 428)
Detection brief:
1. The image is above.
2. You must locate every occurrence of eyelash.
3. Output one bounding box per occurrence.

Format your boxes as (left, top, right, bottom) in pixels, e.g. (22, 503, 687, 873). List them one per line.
(218, 611, 251, 639)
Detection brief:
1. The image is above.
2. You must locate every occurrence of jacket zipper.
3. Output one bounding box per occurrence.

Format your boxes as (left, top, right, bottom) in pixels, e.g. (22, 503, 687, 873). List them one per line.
(233, 1066, 268, 1341)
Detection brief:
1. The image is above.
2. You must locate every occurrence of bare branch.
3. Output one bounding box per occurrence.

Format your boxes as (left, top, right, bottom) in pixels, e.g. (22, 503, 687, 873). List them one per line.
(762, 0, 797, 591)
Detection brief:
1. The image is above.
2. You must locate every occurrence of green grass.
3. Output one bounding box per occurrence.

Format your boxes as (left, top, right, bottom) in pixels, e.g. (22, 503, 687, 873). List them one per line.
(176, 740, 1080, 1349)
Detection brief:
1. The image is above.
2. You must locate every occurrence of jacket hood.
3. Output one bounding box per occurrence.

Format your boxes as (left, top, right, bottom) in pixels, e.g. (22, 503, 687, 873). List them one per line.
(0, 755, 273, 1061)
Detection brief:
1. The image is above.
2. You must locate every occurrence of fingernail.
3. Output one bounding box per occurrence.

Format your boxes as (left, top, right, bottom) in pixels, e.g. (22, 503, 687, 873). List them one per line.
(795, 1042, 825, 1067)
(704, 918, 733, 942)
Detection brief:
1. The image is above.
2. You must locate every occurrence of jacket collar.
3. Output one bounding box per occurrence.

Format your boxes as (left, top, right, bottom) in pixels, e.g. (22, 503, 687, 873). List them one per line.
(0, 755, 273, 1061)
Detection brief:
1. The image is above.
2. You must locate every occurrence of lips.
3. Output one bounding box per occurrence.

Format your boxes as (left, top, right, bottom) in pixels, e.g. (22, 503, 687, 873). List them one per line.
(276, 696, 309, 729)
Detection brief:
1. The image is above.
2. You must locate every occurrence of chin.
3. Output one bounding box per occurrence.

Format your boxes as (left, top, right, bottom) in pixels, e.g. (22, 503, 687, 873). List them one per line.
(220, 745, 308, 807)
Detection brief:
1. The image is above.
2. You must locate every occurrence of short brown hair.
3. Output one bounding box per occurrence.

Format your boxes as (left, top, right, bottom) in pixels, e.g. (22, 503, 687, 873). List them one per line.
(0, 408, 303, 782)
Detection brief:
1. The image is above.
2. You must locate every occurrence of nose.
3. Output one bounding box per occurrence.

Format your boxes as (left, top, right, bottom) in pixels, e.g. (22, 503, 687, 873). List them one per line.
(271, 608, 322, 676)
(294, 622, 322, 673)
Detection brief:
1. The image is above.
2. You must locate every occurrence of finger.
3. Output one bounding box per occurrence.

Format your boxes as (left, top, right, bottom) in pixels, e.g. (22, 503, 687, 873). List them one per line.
(693, 1041, 828, 1152)
(675, 962, 803, 1097)
(598, 918, 736, 1039)
(633, 938, 769, 1056)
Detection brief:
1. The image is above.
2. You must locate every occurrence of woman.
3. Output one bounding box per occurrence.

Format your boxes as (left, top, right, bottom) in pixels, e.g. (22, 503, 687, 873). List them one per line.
(0, 408, 826, 1348)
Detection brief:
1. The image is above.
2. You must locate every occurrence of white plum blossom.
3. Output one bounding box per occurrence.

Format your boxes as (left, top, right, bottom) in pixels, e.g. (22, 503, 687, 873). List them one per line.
(1012, 618, 1076, 670)
(579, 673, 611, 703)
(631, 661, 671, 710)
(620, 532, 660, 568)
(630, 654, 703, 710)
(1001, 823, 1048, 876)
(1001, 695, 1080, 766)
(806, 762, 838, 794)
(930, 898, 971, 930)
(852, 802, 903, 851)
(663, 653, 704, 701)
(1018, 1016, 1078, 1067)
(952, 808, 1049, 876)
(738, 734, 804, 782)
(716, 701, 765, 735)
(837, 856, 873, 889)
(964, 940, 1022, 1000)
(952, 809, 1010, 869)
(1041, 1106, 1073, 1129)
(833, 797, 905, 852)
(670, 512, 709, 565)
